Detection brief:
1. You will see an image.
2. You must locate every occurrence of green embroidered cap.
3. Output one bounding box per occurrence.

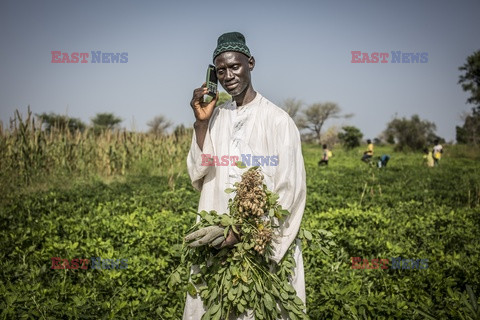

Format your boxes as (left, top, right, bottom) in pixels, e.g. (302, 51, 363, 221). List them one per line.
(213, 32, 251, 62)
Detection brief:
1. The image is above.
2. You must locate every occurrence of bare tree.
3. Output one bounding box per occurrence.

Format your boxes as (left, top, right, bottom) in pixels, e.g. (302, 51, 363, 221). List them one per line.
(147, 115, 172, 136)
(322, 125, 340, 147)
(299, 102, 352, 144)
(281, 98, 303, 122)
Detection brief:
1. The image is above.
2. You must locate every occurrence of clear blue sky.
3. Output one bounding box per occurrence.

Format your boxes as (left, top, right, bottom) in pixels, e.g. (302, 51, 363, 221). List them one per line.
(1, 0, 479, 142)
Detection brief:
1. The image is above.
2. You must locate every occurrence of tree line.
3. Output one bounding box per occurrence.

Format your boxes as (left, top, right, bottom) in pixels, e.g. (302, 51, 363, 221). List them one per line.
(279, 98, 444, 151)
(281, 49, 480, 151)
(35, 112, 175, 137)
(32, 92, 234, 137)
(25, 50, 480, 151)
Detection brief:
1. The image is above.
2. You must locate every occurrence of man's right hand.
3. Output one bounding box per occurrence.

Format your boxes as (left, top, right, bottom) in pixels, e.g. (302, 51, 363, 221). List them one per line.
(190, 83, 218, 122)
(184, 225, 224, 247)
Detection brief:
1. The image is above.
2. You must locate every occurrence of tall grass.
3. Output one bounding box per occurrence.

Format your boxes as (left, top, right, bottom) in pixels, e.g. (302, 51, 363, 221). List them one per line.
(0, 109, 192, 192)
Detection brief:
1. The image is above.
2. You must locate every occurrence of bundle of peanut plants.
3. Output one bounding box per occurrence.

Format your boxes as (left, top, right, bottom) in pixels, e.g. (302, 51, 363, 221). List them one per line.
(182, 167, 308, 320)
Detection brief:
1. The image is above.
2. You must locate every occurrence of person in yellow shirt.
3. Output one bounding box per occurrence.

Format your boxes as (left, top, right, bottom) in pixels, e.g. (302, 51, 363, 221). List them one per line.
(423, 148, 434, 167)
(318, 144, 331, 166)
(432, 139, 443, 166)
(361, 139, 374, 162)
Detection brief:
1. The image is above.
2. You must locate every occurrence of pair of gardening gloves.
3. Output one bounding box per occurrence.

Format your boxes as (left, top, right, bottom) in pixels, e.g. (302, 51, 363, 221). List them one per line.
(185, 226, 239, 249)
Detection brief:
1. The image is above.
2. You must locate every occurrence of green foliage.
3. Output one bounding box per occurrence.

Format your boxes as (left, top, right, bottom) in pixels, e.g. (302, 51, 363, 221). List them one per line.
(383, 114, 441, 151)
(302, 143, 480, 319)
(458, 50, 480, 108)
(456, 108, 480, 145)
(205, 91, 232, 106)
(0, 176, 198, 319)
(91, 112, 122, 133)
(182, 211, 307, 320)
(338, 126, 364, 149)
(0, 129, 479, 319)
(457, 49, 480, 145)
(0, 109, 191, 190)
(36, 111, 86, 133)
(181, 168, 307, 319)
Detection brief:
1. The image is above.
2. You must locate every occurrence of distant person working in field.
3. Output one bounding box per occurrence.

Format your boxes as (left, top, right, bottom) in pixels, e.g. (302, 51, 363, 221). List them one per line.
(318, 144, 331, 166)
(377, 154, 390, 168)
(423, 148, 434, 167)
(184, 32, 306, 320)
(432, 139, 443, 166)
(361, 139, 374, 162)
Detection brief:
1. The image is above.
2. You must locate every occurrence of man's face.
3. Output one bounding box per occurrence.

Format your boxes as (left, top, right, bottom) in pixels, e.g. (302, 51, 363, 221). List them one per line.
(214, 51, 254, 97)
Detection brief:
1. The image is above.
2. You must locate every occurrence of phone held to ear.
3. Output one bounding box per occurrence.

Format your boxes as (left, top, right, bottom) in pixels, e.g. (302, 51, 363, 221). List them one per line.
(206, 64, 218, 97)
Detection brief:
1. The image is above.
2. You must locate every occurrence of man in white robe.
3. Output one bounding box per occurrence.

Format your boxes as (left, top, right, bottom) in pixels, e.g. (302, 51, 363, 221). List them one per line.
(183, 32, 306, 320)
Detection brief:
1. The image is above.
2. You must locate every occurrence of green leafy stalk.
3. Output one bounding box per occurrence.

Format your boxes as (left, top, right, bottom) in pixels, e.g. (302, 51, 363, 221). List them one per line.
(183, 167, 308, 319)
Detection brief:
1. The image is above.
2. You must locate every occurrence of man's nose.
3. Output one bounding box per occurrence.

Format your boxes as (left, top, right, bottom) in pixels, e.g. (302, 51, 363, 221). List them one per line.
(225, 68, 234, 80)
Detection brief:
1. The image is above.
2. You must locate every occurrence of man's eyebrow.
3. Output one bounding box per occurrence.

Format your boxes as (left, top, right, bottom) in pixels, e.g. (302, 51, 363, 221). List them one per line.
(225, 61, 240, 67)
(216, 62, 239, 69)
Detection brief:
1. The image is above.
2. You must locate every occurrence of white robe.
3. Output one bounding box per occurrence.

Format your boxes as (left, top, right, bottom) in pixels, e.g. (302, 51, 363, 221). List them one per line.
(184, 93, 307, 320)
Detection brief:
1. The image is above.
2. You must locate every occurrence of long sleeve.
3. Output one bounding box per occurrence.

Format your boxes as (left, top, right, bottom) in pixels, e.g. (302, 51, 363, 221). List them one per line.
(186, 124, 215, 191)
(270, 117, 306, 263)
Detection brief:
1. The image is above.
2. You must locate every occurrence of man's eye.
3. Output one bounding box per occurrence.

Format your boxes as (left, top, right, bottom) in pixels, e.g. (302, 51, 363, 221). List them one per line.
(232, 65, 239, 70)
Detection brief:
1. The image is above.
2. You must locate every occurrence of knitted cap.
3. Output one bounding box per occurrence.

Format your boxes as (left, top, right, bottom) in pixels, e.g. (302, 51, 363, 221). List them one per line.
(213, 32, 251, 62)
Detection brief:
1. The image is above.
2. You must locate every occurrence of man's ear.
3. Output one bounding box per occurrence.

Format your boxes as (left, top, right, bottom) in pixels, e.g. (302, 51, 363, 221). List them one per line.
(248, 56, 255, 71)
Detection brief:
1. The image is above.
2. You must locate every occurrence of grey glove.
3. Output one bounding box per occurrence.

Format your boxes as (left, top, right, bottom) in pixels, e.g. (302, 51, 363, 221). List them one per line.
(185, 226, 225, 247)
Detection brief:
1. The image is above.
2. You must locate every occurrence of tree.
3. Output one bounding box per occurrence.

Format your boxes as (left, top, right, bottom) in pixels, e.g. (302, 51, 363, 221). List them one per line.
(281, 98, 303, 122)
(381, 130, 396, 145)
(322, 126, 340, 147)
(458, 50, 480, 108)
(457, 50, 480, 145)
(173, 124, 193, 141)
(298, 102, 352, 144)
(456, 109, 480, 145)
(91, 113, 122, 132)
(383, 114, 440, 151)
(36, 112, 86, 133)
(338, 126, 363, 149)
(147, 115, 172, 136)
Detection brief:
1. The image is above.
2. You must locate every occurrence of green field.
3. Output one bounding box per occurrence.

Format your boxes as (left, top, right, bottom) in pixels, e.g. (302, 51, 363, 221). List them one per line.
(1, 126, 480, 319)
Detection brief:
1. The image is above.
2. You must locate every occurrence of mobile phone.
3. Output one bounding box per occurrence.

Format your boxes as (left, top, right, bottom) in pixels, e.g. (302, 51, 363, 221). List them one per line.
(206, 64, 218, 97)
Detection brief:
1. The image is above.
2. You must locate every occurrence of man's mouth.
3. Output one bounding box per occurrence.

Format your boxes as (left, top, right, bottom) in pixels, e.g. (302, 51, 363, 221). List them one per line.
(225, 82, 238, 90)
